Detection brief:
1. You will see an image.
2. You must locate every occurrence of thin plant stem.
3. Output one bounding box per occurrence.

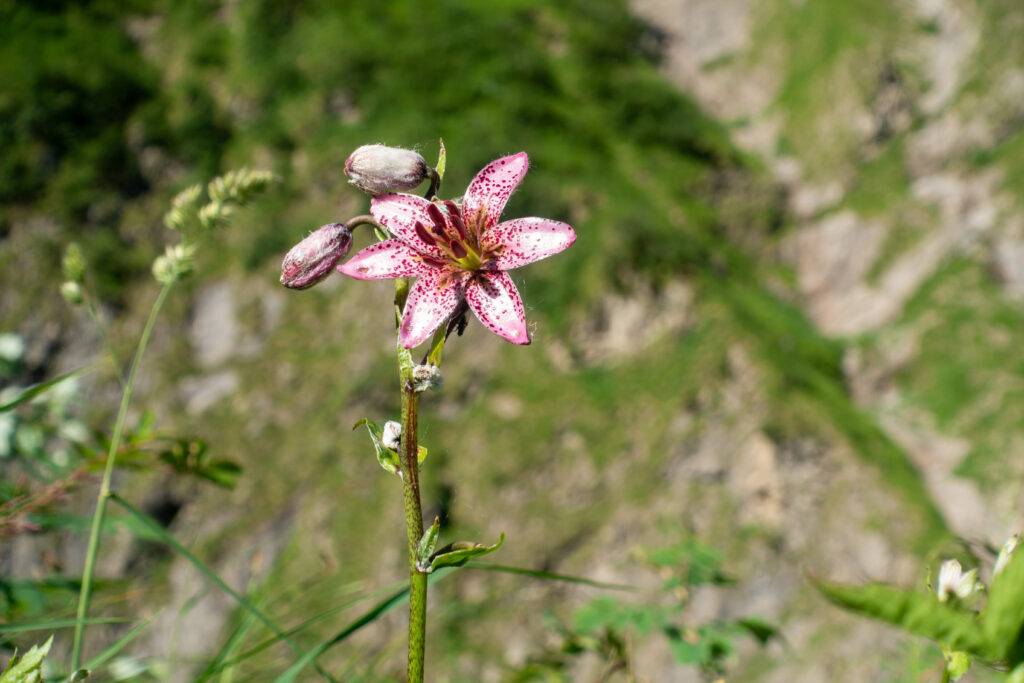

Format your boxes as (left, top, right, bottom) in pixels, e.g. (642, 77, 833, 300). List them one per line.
(83, 294, 126, 389)
(400, 376, 427, 683)
(940, 664, 950, 683)
(71, 279, 174, 669)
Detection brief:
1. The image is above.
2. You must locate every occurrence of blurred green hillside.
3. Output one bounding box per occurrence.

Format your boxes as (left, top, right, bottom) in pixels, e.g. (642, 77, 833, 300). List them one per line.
(2, 0, 1023, 680)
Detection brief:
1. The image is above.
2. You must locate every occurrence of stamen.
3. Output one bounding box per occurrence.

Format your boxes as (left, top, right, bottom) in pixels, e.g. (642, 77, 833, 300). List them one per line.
(449, 239, 468, 259)
(426, 203, 448, 237)
(414, 221, 437, 246)
(445, 200, 471, 243)
(443, 200, 462, 218)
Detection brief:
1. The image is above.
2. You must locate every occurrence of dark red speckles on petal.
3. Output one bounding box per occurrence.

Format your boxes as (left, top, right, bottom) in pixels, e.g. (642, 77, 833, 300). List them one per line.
(337, 239, 435, 280)
(370, 193, 447, 260)
(465, 271, 530, 345)
(482, 217, 576, 270)
(399, 268, 468, 348)
(462, 152, 529, 234)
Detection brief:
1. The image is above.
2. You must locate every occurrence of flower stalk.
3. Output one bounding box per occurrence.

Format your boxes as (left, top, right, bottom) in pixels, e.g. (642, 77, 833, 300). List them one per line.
(71, 279, 174, 669)
(396, 277, 428, 682)
(400, 373, 427, 682)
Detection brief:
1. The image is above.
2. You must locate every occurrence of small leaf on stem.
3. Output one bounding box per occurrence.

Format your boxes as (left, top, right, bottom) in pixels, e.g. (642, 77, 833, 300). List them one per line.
(435, 139, 446, 182)
(416, 518, 441, 572)
(427, 533, 505, 573)
(353, 418, 400, 476)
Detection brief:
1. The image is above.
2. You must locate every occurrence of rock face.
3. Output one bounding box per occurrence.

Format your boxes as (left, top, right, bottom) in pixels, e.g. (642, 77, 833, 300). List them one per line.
(626, 0, 1024, 678)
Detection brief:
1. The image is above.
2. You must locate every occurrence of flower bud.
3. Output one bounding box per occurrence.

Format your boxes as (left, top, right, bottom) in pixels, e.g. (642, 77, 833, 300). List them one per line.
(382, 420, 402, 450)
(345, 145, 428, 195)
(412, 364, 443, 392)
(280, 223, 353, 290)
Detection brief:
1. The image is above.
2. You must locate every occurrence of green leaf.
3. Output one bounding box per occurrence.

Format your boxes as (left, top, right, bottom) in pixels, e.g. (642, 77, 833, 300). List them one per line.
(466, 563, 636, 591)
(273, 568, 455, 683)
(736, 617, 779, 645)
(427, 533, 504, 572)
(0, 618, 129, 634)
(198, 588, 389, 680)
(946, 650, 970, 680)
(435, 138, 446, 181)
(416, 518, 440, 572)
(397, 338, 414, 380)
(0, 635, 52, 683)
(83, 616, 155, 672)
(426, 327, 446, 368)
(68, 670, 90, 682)
(0, 366, 92, 412)
(669, 635, 703, 665)
(352, 418, 400, 476)
(985, 548, 1024, 662)
(814, 579, 995, 658)
(1010, 663, 1024, 683)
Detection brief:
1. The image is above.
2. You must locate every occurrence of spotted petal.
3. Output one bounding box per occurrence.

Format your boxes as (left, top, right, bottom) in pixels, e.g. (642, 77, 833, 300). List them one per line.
(482, 217, 576, 270)
(338, 239, 436, 280)
(370, 193, 448, 260)
(465, 271, 530, 345)
(462, 152, 528, 235)
(400, 268, 469, 348)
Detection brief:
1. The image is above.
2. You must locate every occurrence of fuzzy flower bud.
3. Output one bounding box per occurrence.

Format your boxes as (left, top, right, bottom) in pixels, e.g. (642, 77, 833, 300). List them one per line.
(412, 364, 443, 392)
(345, 145, 428, 196)
(382, 420, 402, 450)
(280, 223, 353, 290)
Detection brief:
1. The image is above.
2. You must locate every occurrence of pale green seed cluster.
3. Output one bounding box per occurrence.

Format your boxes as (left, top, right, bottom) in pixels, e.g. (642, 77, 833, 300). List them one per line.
(152, 243, 197, 285)
(61, 243, 86, 306)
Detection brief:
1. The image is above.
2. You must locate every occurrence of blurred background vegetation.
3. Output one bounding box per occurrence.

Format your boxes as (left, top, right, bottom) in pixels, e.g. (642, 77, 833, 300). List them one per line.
(1, 0, 1023, 680)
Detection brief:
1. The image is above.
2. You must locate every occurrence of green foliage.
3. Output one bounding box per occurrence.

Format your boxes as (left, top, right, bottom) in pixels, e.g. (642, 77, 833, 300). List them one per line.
(0, 636, 52, 683)
(516, 537, 776, 679)
(814, 580, 993, 659)
(424, 534, 504, 573)
(985, 551, 1024, 663)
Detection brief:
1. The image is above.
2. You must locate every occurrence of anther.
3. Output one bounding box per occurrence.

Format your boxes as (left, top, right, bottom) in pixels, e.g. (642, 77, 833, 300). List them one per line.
(426, 203, 448, 234)
(445, 200, 471, 242)
(414, 221, 437, 246)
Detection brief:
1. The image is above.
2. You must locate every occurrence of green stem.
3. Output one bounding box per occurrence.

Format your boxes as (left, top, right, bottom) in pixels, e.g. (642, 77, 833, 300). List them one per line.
(71, 280, 174, 669)
(400, 378, 427, 683)
(84, 294, 126, 390)
(940, 664, 950, 683)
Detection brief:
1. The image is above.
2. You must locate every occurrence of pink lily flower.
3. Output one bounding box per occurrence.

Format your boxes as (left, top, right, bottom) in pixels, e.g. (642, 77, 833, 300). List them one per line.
(338, 152, 576, 348)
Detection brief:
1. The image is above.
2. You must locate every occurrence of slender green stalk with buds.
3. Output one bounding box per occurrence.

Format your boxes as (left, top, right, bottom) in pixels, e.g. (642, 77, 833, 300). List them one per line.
(282, 141, 574, 680)
(69, 169, 276, 670)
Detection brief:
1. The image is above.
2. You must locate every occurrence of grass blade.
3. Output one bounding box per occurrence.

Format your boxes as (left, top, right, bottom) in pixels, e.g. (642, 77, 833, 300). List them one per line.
(466, 563, 636, 591)
(0, 617, 128, 633)
(272, 569, 455, 683)
(198, 586, 401, 681)
(0, 365, 94, 412)
(108, 493, 336, 682)
(83, 615, 156, 671)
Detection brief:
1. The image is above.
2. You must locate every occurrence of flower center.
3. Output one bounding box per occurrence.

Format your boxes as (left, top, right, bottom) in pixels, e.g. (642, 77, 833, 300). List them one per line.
(417, 200, 486, 272)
